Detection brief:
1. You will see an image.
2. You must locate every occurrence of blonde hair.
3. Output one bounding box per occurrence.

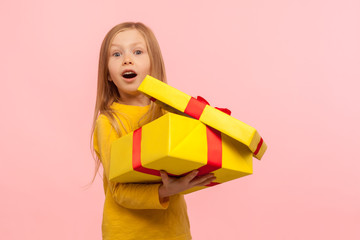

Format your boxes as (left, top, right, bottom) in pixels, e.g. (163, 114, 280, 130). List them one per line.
(89, 22, 167, 183)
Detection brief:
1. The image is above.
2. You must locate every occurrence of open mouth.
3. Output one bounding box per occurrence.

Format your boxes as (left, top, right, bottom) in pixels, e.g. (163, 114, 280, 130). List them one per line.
(122, 70, 137, 79)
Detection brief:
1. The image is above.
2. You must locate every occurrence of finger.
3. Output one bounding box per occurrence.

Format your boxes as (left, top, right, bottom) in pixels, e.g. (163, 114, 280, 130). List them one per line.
(182, 170, 199, 182)
(194, 176, 217, 187)
(190, 173, 215, 186)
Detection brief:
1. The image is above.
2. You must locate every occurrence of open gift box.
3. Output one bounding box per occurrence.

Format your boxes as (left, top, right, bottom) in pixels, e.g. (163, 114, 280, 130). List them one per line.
(110, 113, 254, 194)
(138, 75, 267, 160)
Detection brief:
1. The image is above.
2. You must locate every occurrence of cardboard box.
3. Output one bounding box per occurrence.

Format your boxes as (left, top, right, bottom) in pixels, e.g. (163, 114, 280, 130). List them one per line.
(110, 113, 253, 194)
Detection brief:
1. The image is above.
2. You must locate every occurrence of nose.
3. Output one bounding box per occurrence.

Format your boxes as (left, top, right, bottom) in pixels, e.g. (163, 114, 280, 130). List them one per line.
(122, 54, 133, 65)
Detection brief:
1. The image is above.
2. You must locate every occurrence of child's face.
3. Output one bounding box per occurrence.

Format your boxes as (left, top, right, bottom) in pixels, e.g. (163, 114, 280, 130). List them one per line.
(108, 29, 151, 101)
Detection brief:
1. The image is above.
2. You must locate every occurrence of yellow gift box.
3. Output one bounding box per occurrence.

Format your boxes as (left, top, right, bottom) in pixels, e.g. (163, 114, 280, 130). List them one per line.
(138, 75, 267, 160)
(110, 113, 253, 194)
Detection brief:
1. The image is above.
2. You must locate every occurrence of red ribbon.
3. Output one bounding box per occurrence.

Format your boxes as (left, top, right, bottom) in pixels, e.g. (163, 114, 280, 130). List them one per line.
(132, 128, 161, 177)
(184, 96, 263, 157)
(133, 96, 233, 187)
(254, 137, 263, 156)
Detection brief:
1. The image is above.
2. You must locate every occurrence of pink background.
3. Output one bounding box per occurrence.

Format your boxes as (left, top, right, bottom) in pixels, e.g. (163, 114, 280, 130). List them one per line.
(1, 0, 359, 239)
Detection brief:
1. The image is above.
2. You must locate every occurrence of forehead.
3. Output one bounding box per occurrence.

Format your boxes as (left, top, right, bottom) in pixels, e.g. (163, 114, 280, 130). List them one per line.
(110, 29, 147, 47)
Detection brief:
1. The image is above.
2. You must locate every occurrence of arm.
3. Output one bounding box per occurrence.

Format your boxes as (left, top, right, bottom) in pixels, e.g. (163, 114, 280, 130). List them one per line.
(94, 115, 169, 209)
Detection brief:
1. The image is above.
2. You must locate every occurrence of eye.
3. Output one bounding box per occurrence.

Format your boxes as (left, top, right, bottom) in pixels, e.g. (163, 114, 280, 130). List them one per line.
(112, 52, 121, 57)
(134, 50, 143, 55)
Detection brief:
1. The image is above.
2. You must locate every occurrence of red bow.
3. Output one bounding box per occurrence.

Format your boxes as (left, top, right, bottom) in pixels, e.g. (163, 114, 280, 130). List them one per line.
(184, 96, 231, 119)
(151, 96, 231, 117)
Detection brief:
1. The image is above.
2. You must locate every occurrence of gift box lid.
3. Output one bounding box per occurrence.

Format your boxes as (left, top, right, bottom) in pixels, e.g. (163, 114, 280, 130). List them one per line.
(138, 75, 267, 160)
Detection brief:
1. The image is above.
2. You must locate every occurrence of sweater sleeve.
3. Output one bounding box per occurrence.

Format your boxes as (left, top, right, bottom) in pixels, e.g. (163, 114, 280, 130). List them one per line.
(93, 114, 169, 210)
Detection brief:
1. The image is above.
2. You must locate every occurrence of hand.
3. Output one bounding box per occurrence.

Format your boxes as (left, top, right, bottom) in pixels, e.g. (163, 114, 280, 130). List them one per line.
(158, 170, 216, 199)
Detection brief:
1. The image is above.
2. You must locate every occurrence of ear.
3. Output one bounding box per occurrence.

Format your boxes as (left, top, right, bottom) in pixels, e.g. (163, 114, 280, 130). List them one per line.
(107, 76, 112, 82)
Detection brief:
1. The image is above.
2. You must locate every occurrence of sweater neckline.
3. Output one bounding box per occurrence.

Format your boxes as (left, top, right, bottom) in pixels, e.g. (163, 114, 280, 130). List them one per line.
(111, 101, 151, 109)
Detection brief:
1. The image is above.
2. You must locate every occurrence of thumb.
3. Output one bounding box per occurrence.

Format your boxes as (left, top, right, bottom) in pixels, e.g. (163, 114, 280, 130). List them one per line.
(160, 170, 169, 183)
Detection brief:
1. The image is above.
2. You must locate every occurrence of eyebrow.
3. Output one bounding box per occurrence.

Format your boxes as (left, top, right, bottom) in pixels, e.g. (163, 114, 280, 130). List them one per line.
(110, 42, 144, 47)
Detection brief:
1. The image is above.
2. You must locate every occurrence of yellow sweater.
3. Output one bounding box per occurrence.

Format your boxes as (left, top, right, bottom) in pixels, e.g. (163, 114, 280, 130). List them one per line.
(93, 102, 192, 240)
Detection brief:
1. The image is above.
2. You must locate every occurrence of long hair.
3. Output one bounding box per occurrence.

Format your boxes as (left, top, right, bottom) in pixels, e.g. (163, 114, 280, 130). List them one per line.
(89, 22, 167, 183)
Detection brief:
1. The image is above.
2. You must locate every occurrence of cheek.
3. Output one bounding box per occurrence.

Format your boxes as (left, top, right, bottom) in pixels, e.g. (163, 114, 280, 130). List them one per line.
(107, 62, 117, 75)
(145, 64, 151, 73)
(144, 58, 151, 73)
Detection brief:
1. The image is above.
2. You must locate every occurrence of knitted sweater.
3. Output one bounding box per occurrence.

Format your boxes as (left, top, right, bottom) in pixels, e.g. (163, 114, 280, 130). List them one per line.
(93, 102, 192, 240)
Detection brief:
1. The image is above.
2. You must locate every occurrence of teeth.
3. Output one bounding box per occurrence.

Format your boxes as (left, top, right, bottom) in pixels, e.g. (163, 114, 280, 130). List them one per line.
(123, 71, 135, 75)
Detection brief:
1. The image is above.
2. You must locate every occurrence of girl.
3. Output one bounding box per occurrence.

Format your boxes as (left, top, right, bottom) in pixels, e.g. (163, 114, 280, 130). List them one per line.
(90, 22, 216, 240)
